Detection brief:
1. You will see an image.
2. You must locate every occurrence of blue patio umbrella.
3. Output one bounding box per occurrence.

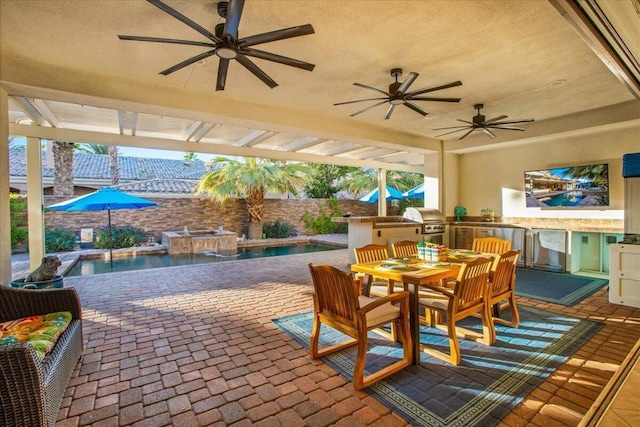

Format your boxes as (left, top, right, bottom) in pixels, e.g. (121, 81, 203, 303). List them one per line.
(403, 183, 424, 198)
(359, 185, 405, 203)
(46, 188, 158, 266)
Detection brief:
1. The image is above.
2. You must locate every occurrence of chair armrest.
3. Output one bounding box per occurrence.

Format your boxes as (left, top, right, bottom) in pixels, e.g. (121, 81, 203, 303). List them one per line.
(359, 291, 409, 313)
(0, 286, 82, 322)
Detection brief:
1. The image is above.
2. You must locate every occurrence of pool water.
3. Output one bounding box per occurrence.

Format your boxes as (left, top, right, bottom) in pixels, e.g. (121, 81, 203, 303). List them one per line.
(544, 190, 584, 206)
(66, 243, 341, 276)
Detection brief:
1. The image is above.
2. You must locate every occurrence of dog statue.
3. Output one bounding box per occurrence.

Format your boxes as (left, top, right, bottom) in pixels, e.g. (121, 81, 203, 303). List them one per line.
(25, 255, 62, 282)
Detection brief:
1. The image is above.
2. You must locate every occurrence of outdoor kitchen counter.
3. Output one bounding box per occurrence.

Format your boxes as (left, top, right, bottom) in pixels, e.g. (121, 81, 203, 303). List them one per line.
(448, 221, 623, 233)
(332, 216, 421, 263)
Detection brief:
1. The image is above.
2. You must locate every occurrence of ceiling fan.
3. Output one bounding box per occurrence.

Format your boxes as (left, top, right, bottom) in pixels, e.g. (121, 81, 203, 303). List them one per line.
(433, 104, 535, 139)
(334, 68, 462, 120)
(118, 0, 315, 90)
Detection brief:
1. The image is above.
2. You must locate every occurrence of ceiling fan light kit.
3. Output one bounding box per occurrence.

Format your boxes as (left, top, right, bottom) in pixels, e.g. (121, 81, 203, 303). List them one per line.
(433, 103, 535, 140)
(118, 0, 315, 90)
(334, 68, 463, 120)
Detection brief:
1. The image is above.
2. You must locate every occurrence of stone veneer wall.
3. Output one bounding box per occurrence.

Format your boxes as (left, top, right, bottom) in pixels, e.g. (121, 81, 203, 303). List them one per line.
(43, 196, 380, 240)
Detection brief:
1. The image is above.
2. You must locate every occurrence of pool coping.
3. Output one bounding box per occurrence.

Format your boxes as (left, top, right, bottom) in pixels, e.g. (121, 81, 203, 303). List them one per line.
(57, 235, 347, 276)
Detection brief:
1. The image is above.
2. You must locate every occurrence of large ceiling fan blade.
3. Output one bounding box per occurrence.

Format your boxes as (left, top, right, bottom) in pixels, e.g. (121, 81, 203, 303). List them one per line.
(235, 54, 278, 88)
(404, 101, 429, 117)
(406, 80, 462, 96)
(432, 125, 470, 131)
(118, 35, 216, 48)
(223, 0, 245, 41)
(483, 115, 508, 124)
(241, 48, 315, 71)
(350, 100, 388, 117)
(483, 128, 497, 138)
(159, 50, 217, 75)
(396, 72, 419, 95)
(334, 97, 388, 106)
(216, 58, 230, 91)
(434, 128, 469, 138)
(407, 96, 461, 103)
(353, 83, 390, 96)
(239, 24, 315, 47)
(384, 104, 396, 120)
(456, 119, 474, 125)
(490, 118, 535, 125)
(459, 128, 476, 140)
(489, 126, 526, 131)
(147, 0, 220, 43)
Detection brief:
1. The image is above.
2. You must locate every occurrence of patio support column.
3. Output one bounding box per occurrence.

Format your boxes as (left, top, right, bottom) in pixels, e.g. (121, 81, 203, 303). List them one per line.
(26, 137, 45, 269)
(0, 87, 11, 284)
(378, 168, 387, 216)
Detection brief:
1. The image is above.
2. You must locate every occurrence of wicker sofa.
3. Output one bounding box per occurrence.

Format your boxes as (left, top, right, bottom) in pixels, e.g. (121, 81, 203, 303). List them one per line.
(0, 285, 83, 427)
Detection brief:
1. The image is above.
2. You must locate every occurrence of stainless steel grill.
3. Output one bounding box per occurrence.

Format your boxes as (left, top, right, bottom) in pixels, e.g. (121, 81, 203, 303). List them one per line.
(403, 208, 446, 237)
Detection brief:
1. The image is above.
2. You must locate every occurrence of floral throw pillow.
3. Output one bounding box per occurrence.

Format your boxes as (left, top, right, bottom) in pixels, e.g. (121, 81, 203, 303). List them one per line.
(0, 312, 72, 360)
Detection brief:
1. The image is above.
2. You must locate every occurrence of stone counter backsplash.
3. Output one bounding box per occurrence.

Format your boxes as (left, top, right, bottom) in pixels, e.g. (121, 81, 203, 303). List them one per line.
(446, 216, 624, 232)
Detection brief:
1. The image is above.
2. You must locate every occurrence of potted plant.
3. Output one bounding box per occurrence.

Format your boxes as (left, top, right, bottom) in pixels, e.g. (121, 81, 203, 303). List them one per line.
(481, 208, 496, 222)
(454, 206, 467, 222)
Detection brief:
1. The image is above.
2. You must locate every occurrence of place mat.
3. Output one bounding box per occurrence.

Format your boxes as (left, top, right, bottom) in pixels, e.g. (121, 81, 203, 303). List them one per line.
(377, 263, 420, 271)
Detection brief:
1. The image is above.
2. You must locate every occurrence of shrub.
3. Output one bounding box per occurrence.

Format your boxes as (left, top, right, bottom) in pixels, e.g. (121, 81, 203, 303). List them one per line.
(301, 198, 348, 235)
(95, 226, 145, 249)
(10, 194, 28, 249)
(45, 229, 76, 253)
(263, 220, 294, 238)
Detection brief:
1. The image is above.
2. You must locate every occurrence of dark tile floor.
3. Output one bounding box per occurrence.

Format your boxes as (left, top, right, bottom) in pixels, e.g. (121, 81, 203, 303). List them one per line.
(38, 245, 640, 426)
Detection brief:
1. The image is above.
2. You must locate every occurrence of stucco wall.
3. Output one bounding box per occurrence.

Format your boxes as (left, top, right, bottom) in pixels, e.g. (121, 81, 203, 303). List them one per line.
(445, 123, 639, 222)
(43, 197, 380, 240)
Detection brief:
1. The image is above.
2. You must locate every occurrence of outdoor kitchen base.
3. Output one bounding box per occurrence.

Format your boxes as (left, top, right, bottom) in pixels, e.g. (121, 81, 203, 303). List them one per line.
(162, 230, 237, 254)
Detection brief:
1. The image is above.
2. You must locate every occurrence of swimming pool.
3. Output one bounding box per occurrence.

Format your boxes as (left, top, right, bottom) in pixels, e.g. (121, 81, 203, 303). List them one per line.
(66, 243, 342, 276)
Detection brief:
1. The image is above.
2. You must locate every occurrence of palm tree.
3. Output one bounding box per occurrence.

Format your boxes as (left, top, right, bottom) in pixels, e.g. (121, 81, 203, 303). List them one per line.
(52, 140, 75, 196)
(196, 157, 306, 239)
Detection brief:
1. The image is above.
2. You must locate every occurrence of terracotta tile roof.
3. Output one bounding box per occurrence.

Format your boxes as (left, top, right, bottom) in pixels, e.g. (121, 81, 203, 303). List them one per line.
(113, 179, 199, 194)
(9, 147, 210, 180)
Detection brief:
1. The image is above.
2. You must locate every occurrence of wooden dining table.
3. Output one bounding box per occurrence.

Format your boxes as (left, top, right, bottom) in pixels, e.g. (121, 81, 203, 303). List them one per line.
(351, 258, 462, 365)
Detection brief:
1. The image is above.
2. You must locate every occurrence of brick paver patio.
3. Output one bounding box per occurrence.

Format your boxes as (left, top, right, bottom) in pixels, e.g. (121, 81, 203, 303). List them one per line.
(48, 247, 640, 426)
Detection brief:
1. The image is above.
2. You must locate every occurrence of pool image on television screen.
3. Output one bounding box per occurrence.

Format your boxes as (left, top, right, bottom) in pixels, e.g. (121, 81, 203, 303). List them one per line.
(524, 163, 609, 208)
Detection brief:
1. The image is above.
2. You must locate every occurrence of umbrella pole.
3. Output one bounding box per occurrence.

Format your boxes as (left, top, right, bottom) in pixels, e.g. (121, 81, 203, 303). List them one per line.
(108, 207, 113, 267)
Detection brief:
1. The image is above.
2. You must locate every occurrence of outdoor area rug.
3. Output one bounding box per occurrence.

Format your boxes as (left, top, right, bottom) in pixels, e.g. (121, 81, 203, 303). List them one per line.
(273, 306, 602, 427)
(515, 267, 608, 306)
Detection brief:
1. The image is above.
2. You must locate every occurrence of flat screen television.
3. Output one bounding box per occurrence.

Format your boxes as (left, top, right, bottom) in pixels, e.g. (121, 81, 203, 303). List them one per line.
(524, 163, 609, 208)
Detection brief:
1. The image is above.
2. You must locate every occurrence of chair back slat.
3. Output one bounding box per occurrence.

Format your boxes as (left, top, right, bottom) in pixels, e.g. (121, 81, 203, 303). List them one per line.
(309, 264, 359, 325)
(490, 250, 520, 295)
(391, 240, 418, 258)
(354, 244, 389, 263)
(453, 257, 492, 310)
(472, 237, 512, 254)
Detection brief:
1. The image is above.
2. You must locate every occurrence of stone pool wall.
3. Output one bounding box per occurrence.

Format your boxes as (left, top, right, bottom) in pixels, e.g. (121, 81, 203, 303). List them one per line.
(44, 197, 379, 240)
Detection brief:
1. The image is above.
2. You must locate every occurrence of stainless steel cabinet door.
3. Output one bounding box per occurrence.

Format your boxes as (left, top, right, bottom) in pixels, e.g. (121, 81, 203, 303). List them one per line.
(531, 229, 566, 272)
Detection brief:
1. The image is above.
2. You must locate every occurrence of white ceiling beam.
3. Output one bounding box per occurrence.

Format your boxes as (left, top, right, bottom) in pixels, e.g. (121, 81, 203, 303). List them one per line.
(117, 110, 125, 135)
(10, 97, 50, 126)
(356, 148, 397, 160)
(191, 122, 215, 142)
(322, 144, 363, 156)
(334, 146, 374, 157)
(10, 122, 423, 173)
(370, 151, 410, 160)
(236, 130, 276, 147)
(183, 121, 203, 141)
(130, 112, 138, 136)
(284, 137, 326, 152)
(31, 99, 59, 127)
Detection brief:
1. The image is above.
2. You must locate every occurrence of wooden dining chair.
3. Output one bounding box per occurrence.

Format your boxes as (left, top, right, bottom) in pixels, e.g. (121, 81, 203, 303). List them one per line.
(391, 240, 418, 258)
(472, 237, 512, 254)
(487, 250, 521, 342)
(308, 264, 412, 390)
(418, 257, 493, 365)
(354, 244, 401, 297)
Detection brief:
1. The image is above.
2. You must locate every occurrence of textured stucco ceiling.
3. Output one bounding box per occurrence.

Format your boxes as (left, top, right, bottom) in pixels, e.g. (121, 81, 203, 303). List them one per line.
(1, 0, 639, 169)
